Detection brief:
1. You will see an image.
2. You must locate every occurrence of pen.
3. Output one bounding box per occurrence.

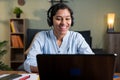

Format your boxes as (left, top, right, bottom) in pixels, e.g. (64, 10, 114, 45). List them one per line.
(19, 75, 30, 80)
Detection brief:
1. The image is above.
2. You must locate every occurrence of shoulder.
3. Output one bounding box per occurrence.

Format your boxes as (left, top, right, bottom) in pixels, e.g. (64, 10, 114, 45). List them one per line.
(35, 30, 51, 38)
(69, 31, 83, 38)
(68, 31, 85, 42)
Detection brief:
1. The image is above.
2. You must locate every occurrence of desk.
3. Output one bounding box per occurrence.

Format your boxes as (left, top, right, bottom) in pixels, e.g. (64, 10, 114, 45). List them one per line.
(0, 71, 26, 75)
(114, 73, 120, 80)
(0, 71, 120, 80)
(0, 71, 39, 80)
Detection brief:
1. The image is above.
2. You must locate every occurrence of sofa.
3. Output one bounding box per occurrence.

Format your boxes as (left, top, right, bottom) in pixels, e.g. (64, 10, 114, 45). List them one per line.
(26, 28, 92, 50)
(26, 29, 106, 54)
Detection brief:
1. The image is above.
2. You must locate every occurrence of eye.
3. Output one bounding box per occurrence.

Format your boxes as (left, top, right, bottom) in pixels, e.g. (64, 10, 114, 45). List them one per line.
(66, 17, 71, 21)
(56, 17, 62, 21)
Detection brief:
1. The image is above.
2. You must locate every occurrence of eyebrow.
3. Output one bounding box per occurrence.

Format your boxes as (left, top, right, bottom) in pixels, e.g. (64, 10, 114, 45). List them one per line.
(55, 15, 71, 18)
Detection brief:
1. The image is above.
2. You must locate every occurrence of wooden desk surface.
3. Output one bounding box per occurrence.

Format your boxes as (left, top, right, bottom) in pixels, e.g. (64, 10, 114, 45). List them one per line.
(0, 71, 120, 80)
(0, 71, 26, 75)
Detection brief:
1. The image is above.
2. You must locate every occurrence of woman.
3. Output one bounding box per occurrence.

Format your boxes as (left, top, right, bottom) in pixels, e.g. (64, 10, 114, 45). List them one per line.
(24, 3, 94, 73)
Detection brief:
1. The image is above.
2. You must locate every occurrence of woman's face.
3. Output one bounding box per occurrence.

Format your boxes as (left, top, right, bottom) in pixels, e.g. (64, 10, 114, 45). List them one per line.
(53, 9, 72, 36)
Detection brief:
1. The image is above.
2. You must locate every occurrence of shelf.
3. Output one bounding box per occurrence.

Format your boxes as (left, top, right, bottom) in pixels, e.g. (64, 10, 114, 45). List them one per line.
(11, 60, 24, 63)
(11, 47, 24, 49)
(10, 18, 26, 70)
(107, 32, 120, 34)
(11, 32, 24, 34)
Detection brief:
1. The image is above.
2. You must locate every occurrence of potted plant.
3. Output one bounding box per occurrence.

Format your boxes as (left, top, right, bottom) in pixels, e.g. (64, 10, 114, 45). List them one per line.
(0, 41, 12, 70)
(13, 7, 23, 18)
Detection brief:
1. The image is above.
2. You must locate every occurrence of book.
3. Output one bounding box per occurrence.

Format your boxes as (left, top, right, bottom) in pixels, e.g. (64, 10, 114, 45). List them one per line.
(11, 35, 15, 47)
(13, 21, 19, 33)
(11, 35, 19, 48)
(0, 74, 22, 80)
(10, 21, 19, 33)
(11, 35, 24, 48)
(16, 35, 24, 48)
(10, 21, 16, 33)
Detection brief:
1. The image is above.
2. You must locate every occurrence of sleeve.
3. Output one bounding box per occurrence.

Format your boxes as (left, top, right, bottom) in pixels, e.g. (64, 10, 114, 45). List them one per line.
(76, 33, 94, 54)
(23, 32, 45, 72)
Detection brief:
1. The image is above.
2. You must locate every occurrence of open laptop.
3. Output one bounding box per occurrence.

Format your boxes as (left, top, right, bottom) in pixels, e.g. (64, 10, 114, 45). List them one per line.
(36, 54, 117, 80)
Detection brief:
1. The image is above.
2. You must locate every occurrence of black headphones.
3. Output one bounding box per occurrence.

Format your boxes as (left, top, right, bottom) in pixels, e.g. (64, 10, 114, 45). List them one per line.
(47, 3, 74, 27)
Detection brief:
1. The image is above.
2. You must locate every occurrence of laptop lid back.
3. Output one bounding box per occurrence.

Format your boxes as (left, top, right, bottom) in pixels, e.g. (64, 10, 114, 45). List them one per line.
(36, 54, 117, 80)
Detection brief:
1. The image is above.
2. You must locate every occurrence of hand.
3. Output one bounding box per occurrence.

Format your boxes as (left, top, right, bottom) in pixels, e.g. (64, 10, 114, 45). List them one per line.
(30, 66, 38, 73)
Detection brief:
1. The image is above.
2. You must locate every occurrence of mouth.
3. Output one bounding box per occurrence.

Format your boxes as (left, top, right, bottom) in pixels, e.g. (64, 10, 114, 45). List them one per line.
(59, 25, 67, 30)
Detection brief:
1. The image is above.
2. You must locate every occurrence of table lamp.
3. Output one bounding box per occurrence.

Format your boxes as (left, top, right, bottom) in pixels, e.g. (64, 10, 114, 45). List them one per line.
(107, 13, 115, 32)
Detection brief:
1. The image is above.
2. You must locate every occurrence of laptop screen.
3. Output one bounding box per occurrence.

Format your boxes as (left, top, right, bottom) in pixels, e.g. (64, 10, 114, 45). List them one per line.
(37, 54, 117, 80)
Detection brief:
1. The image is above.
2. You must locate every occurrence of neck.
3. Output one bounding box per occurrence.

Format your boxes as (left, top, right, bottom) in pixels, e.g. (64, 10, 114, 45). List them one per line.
(53, 30, 66, 47)
(53, 30, 65, 41)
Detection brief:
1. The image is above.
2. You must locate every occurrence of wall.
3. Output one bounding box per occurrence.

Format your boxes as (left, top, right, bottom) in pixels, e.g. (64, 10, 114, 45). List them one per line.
(0, 0, 120, 66)
(0, 0, 11, 66)
(68, 0, 120, 48)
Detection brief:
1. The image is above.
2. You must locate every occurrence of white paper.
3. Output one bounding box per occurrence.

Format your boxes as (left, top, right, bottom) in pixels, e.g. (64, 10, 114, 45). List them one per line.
(0, 74, 39, 80)
(13, 74, 39, 80)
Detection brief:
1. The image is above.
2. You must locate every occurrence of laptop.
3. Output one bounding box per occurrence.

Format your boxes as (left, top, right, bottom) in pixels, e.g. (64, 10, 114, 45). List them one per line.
(36, 54, 117, 80)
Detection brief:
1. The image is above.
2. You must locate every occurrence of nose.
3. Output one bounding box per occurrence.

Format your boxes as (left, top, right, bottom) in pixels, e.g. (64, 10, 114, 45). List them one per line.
(61, 19, 66, 25)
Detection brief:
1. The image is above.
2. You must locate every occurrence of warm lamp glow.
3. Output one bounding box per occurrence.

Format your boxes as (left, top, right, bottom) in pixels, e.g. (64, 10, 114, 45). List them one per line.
(107, 13, 115, 32)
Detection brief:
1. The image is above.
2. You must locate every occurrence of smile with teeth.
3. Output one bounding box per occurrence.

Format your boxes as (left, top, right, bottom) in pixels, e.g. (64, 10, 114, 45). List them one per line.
(59, 26, 67, 30)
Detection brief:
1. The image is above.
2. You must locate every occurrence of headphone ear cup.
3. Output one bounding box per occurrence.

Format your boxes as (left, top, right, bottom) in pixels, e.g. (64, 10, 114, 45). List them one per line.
(71, 20, 74, 26)
(47, 17, 52, 27)
(71, 16, 74, 26)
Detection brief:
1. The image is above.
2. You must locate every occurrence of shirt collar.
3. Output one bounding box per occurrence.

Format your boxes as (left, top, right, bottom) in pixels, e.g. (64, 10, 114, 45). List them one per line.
(50, 29, 70, 41)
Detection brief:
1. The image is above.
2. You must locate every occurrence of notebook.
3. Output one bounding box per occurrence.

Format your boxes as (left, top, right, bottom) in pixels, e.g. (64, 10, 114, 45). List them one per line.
(36, 54, 117, 80)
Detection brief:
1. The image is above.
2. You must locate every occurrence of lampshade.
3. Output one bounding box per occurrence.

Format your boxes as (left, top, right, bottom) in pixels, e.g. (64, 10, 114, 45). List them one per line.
(107, 13, 115, 32)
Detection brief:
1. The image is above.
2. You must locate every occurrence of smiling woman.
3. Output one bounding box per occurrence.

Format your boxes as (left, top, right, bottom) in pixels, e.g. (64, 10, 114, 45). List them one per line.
(23, 3, 94, 73)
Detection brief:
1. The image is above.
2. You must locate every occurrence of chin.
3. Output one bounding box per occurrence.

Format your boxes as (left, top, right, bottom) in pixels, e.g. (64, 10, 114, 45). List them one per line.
(60, 31, 67, 35)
